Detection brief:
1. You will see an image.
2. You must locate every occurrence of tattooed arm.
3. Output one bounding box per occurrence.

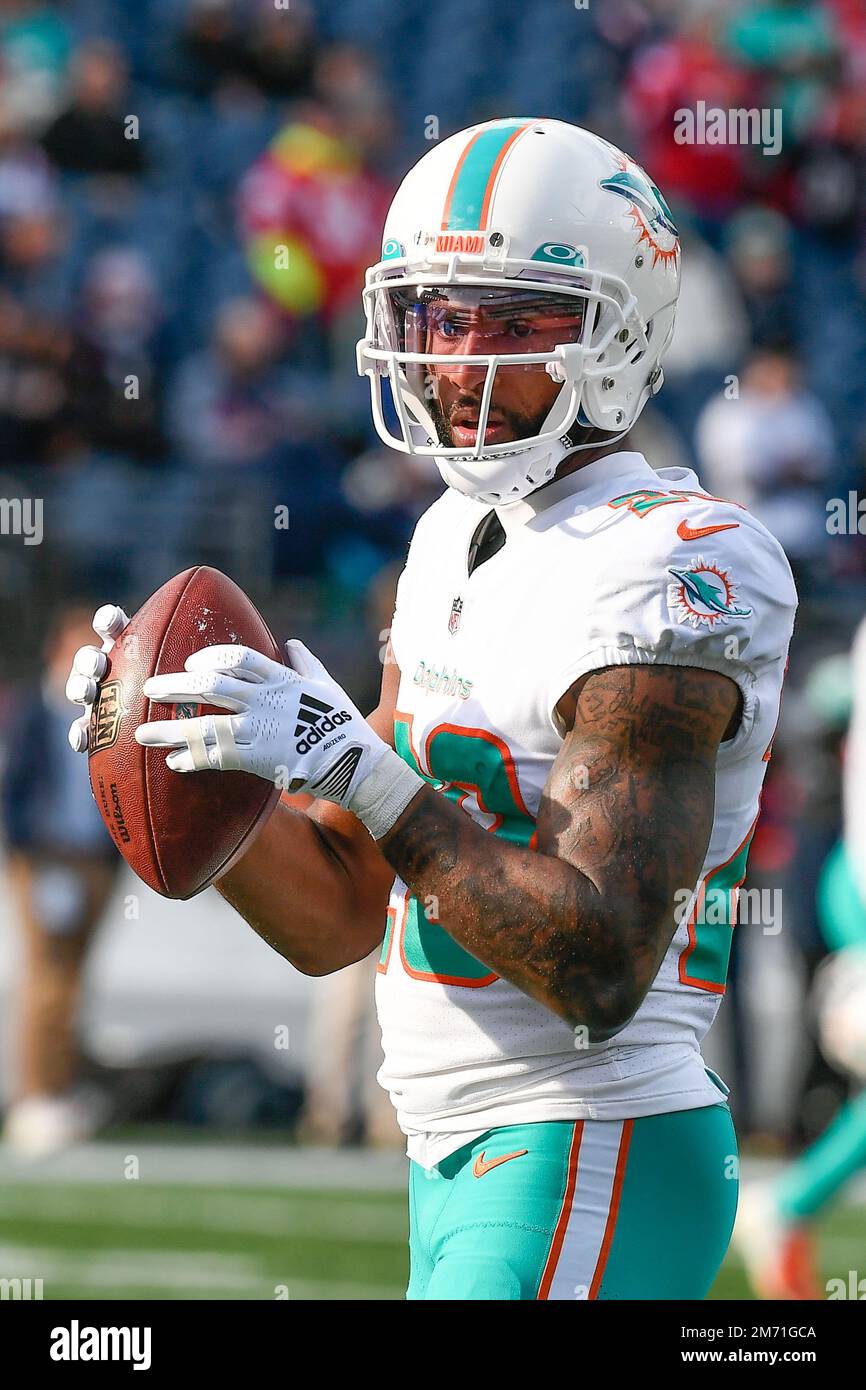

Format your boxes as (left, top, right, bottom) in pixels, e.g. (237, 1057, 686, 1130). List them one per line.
(378, 664, 740, 1041)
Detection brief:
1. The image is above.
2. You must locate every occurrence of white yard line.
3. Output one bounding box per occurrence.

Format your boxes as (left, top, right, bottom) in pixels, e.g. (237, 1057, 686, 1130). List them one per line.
(0, 1143, 407, 1191)
(2, 1142, 866, 1204)
(0, 1243, 268, 1293)
(0, 1243, 402, 1299)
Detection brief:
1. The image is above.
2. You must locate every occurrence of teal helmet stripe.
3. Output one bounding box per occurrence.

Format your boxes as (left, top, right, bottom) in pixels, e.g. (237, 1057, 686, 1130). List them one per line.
(442, 119, 534, 231)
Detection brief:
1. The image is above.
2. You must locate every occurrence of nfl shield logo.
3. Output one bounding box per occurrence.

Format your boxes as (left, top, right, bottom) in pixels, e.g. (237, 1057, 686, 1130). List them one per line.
(448, 596, 463, 635)
(90, 680, 123, 753)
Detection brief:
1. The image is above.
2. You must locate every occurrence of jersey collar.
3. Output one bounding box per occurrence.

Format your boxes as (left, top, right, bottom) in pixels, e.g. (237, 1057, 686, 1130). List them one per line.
(493, 450, 660, 533)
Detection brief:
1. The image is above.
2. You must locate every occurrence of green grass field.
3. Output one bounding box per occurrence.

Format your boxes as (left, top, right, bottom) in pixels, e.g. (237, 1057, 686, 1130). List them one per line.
(1, 1145, 864, 1299)
(0, 1183, 407, 1300)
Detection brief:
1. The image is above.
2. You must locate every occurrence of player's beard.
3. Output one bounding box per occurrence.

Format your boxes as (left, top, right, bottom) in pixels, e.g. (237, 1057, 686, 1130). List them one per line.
(427, 388, 552, 450)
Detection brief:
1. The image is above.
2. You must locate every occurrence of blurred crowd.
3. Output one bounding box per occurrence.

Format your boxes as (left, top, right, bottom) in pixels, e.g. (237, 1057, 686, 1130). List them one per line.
(1, 0, 866, 1149)
(2, 1, 866, 617)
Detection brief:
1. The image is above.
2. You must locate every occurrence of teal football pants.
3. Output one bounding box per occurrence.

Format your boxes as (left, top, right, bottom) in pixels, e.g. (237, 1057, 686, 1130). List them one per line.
(407, 1104, 738, 1300)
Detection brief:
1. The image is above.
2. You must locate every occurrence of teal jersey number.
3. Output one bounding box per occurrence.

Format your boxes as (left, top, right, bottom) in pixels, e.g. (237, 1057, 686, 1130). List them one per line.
(379, 716, 536, 986)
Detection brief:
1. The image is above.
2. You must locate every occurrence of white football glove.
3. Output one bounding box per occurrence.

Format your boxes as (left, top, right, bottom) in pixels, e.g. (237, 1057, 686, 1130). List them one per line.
(134, 639, 423, 837)
(66, 604, 132, 753)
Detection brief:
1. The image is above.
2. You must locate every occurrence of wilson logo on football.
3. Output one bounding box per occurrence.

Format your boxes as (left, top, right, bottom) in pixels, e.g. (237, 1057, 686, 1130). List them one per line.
(294, 693, 351, 754)
(90, 680, 124, 753)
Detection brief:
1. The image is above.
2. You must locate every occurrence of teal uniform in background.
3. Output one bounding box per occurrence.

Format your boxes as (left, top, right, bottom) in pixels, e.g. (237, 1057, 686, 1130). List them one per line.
(775, 843, 866, 1224)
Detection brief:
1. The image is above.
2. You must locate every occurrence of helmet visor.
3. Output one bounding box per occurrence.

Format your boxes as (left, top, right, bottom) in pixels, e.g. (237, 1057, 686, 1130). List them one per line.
(376, 284, 587, 449)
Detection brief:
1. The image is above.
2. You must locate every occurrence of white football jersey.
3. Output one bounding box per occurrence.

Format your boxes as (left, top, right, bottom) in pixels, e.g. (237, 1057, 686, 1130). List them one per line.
(380, 451, 797, 1167)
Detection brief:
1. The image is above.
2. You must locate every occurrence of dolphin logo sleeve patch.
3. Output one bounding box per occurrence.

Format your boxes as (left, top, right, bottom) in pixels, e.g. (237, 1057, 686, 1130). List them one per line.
(667, 557, 753, 628)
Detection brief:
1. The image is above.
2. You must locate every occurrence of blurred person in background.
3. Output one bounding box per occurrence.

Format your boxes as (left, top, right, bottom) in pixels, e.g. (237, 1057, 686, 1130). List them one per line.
(622, 4, 754, 227)
(665, 221, 750, 377)
(723, 206, 797, 350)
(0, 88, 55, 214)
(338, 444, 446, 569)
(167, 294, 327, 469)
(178, 0, 318, 102)
(40, 38, 147, 177)
(311, 43, 396, 177)
(736, 616, 866, 1298)
(236, 59, 396, 458)
(299, 942, 402, 1147)
(237, 72, 393, 360)
(775, 652, 852, 1147)
(64, 246, 167, 465)
(0, 0, 72, 133)
(0, 164, 67, 312)
(239, 0, 319, 102)
(659, 219, 750, 453)
(787, 88, 866, 247)
(713, 745, 802, 1142)
(1, 605, 118, 1157)
(0, 147, 73, 465)
(695, 346, 835, 590)
(724, 0, 841, 149)
(167, 293, 359, 583)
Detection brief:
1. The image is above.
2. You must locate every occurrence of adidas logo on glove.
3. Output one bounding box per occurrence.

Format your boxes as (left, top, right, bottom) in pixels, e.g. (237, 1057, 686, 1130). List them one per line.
(294, 693, 352, 754)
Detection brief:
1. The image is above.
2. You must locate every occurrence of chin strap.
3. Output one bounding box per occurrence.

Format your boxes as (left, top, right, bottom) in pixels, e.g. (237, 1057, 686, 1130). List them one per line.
(495, 427, 634, 508)
(559, 422, 630, 452)
(434, 418, 633, 507)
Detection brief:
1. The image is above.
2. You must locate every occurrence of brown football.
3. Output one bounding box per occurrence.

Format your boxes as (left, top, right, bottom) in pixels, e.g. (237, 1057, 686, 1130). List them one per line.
(87, 566, 282, 899)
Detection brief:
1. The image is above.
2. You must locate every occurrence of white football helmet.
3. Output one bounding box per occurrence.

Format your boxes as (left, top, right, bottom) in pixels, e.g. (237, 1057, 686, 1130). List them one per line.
(357, 118, 681, 507)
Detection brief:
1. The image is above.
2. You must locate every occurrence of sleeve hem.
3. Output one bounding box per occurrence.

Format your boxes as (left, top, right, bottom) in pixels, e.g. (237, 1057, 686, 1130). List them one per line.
(546, 645, 758, 748)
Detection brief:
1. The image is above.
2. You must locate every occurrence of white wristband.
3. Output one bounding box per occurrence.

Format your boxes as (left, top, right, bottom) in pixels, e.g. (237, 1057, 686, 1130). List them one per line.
(349, 745, 426, 840)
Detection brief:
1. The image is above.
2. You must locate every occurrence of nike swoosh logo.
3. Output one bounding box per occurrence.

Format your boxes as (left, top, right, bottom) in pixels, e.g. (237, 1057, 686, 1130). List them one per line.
(676, 519, 740, 541)
(472, 1148, 528, 1178)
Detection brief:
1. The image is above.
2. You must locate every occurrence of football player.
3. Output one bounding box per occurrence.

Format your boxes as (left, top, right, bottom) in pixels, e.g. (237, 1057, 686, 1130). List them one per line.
(67, 119, 797, 1300)
(736, 617, 866, 1300)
